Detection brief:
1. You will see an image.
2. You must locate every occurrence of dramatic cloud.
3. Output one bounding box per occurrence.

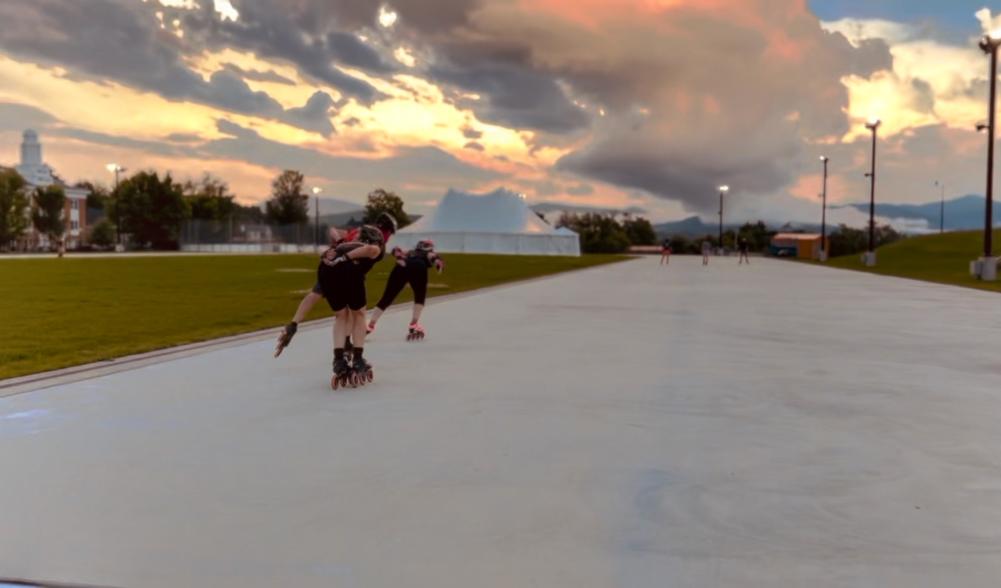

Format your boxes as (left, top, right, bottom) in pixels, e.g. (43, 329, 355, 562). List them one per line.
(0, 0, 989, 223)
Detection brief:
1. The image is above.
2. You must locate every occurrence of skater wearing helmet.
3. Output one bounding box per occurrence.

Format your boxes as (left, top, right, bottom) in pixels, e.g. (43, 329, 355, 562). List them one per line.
(274, 213, 397, 358)
(367, 239, 444, 341)
(318, 222, 392, 389)
(660, 237, 672, 266)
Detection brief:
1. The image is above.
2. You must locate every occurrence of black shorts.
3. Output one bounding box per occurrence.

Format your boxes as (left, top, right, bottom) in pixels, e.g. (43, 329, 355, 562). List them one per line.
(316, 262, 366, 311)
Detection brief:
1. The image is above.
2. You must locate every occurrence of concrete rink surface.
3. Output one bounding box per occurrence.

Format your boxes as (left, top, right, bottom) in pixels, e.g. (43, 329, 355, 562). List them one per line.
(2, 256, 1001, 587)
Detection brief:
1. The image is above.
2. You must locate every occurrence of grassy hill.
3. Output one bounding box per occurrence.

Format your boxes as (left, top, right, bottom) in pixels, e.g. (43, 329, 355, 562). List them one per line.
(826, 229, 1001, 294)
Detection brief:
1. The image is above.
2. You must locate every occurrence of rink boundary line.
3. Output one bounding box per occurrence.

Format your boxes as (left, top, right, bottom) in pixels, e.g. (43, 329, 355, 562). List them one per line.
(0, 258, 637, 398)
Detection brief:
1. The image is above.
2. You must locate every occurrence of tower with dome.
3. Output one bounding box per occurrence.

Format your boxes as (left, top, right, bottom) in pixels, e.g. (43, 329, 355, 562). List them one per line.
(8, 129, 89, 250)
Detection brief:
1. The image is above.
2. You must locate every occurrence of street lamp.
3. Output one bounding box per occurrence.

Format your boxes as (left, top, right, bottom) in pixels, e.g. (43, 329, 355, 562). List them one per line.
(718, 185, 729, 253)
(312, 187, 323, 252)
(934, 181, 945, 234)
(976, 31, 1001, 280)
(819, 156, 829, 261)
(863, 118, 881, 267)
(105, 163, 126, 248)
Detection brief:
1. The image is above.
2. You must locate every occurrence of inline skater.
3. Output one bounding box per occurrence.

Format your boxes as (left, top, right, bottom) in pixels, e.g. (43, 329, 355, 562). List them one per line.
(319, 223, 390, 389)
(366, 239, 444, 341)
(738, 237, 751, 265)
(660, 238, 672, 266)
(274, 213, 397, 358)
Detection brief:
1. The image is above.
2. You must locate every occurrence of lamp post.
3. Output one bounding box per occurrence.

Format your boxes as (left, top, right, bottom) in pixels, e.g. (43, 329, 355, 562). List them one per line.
(977, 32, 1000, 280)
(312, 187, 322, 253)
(934, 181, 945, 233)
(863, 118, 880, 267)
(105, 163, 126, 248)
(819, 156, 829, 261)
(717, 185, 729, 254)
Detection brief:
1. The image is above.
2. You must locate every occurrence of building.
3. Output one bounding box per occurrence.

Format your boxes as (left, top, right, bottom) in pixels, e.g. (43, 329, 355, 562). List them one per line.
(12, 130, 89, 250)
(769, 233, 826, 260)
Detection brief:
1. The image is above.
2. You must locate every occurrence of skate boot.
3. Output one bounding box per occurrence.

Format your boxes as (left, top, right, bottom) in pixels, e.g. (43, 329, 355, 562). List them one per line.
(352, 355, 374, 385)
(331, 355, 352, 390)
(273, 321, 298, 358)
(406, 322, 425, 342)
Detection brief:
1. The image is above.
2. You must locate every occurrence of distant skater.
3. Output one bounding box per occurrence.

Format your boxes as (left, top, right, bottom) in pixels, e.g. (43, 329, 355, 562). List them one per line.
(701, 238, 711, 266)
(367, 239, 445, 341)
(660, 238, 672, 266)
(738, 237, 750, 265)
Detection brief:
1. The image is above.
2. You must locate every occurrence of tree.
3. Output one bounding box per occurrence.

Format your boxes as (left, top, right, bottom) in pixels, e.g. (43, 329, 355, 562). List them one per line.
(184, 175, 237, 221)
(233, 202, 265, 224)
(737, 221, 773, 252)
(114, 171, 188, 249)
(32, 185, 67, 255)
(265, 170, 308, 225)
(89, 219, 115, 249)
(622, 216, 656, 245)
(0, 169, 29, 250)
(666, 234, 688, 253)
(826, 223, 902, 258)
(363, 188, 411, 228)
(77, 181, 109, 215)
(557, 212, 630, 253)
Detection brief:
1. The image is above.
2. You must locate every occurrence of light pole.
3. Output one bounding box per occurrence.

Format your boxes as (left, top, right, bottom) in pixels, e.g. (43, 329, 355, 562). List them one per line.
(863, 118, 881, 267)
(105, 163, 126, 248)
(934, 181, 945, 233)
(717, 185, 729, 254)
(819, 156, 829, 261)
(312, 187, 322, 252)
(977, 32, 1000, 280)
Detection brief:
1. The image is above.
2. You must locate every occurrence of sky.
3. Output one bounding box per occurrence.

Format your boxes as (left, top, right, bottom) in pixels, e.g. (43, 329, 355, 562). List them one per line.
(0, 0, 999, 227)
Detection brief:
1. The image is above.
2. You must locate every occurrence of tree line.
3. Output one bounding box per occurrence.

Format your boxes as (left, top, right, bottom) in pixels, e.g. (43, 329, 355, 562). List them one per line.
(554, 212, 657, 253)
(0, 167, 413, 251)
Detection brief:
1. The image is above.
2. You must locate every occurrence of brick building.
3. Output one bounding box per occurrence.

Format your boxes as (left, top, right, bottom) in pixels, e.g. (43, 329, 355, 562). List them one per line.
(12, 129, 89, 250)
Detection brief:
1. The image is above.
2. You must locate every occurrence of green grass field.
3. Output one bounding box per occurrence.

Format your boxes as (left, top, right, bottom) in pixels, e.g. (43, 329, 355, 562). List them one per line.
(0, 253, 627, 379)
(825, 229, 1001, 293)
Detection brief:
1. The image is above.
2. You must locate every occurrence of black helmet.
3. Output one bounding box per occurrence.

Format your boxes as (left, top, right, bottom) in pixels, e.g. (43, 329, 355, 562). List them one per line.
(416, 239, 435, 252)
(375, 212, 398, 235)
(359, 225, 385, 246)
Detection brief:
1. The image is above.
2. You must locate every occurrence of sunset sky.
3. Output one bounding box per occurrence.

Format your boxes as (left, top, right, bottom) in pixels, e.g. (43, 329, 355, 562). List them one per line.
(0, 0, 999, 226)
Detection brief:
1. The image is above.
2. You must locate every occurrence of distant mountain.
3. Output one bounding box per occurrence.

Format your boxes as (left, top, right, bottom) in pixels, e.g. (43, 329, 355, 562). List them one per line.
(319, 211, 423, 228)
(531, 201, 647, 218)
(318, 211, 365, 228)
(653, 216, 739, 237)
(835, 194, 990, 231)
(314, 196, 366, 216)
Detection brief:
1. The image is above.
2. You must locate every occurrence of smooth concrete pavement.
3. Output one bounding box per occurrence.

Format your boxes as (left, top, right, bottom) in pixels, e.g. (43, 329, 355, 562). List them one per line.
(3, 257, 1001, 587)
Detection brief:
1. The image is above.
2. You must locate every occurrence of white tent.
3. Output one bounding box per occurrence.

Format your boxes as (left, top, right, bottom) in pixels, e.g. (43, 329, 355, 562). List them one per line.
(391, 188, 581, 256)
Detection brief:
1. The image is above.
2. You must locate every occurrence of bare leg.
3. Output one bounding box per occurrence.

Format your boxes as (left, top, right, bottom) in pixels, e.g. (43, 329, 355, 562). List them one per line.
(368, 307, 385, 329)
(333, 308, 351, 348)
(350, 309, 368, 348)
(411, 303, 425, 324)
(276, 291, 324, 357)
(293, 292, 322, 323)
